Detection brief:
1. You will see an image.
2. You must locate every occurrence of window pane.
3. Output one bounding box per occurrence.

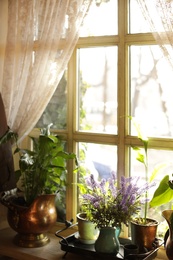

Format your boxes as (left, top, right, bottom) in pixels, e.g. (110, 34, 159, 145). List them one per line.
(79, 0, 117, 37)
(78, 142, 117, 180)
(129, 0, 151, 33)
(130, 148, 173, 237)
(36, 71, 67, 130)
(130, 45, 173, 137)
(77, 47, 117, 134)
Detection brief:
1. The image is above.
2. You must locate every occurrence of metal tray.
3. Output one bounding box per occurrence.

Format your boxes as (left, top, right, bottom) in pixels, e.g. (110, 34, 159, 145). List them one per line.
(58, 232, 163, 260)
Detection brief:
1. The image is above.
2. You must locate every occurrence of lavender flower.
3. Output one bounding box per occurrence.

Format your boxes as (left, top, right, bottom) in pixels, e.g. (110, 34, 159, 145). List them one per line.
(78, 173, 154, 229)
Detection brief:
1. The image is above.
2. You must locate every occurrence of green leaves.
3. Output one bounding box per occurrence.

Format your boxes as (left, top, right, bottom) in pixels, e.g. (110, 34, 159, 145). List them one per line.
(132, 146, 146, 165)
(129, 116, 148, 143)
(150, 175, 173, 207)
(15, 124, 77, 206)
(149, 163, 167, 182)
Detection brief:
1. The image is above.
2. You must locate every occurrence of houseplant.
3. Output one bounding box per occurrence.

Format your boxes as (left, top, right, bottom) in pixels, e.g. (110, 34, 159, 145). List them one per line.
(149, 175, 173, 208)
(1, 124, 77, 247)
(14, 123, 77, 206)
(129, 116, 160, 251)
(149, 176, 173, 260)
(78, 172, 153, 255)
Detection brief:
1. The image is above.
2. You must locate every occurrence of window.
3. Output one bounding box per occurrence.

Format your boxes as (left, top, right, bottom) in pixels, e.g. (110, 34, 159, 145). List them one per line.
(34, 0, 173, 237)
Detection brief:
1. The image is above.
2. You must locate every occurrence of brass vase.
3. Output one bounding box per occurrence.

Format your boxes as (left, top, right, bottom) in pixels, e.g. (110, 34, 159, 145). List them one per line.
(162, 210, 173, 260)
(2, 194, 57, 248)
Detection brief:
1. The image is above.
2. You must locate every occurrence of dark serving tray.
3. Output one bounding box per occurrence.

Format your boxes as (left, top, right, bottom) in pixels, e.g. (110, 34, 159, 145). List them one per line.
(58, 232, 163, 260)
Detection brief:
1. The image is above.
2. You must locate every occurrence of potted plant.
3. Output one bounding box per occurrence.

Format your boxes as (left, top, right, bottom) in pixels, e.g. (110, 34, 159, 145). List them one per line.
(77, 172, 152, 255)
(1, 124, 77, 248)
(76, 212, 99, 245)
(149, 175, 173, 260)
(129, 116, 160, 252)
(149, 175, 173, 208)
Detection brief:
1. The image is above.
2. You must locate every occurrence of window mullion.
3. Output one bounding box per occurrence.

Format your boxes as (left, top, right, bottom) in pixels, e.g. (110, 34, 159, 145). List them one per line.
(66, 49, 78, 222)
(117, 0, 128, 181)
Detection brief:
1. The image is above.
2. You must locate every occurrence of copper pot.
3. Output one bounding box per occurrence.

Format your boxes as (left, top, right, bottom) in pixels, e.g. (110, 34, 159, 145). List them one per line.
(131, 218, 159, 252)
(2, 194, 57, 247)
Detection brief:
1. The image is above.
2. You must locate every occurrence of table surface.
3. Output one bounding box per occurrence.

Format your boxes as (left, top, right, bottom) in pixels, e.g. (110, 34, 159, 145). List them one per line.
(0, 227, 86, 260)
(0, 227, 168, 260)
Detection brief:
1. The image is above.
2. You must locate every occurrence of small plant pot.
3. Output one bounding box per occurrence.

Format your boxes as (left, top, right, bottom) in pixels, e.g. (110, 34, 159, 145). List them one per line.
(131, 218, 159, 252)
(77, 212, 99, 244)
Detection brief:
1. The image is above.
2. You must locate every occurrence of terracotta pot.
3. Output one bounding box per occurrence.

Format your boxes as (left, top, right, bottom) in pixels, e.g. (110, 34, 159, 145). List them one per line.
(2, 194, 57, 247)
(77, 212, 99, 244)
(131, 218, 159, 252)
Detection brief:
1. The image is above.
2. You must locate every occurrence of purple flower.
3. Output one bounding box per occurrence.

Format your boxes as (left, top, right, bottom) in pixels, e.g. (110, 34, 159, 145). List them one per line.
(108, 178, 117, 197)
(85, 174, 98, 189)
(79, 173, 154, 229)
(83, 194, 96, 202)
(100, 178, 106, 194)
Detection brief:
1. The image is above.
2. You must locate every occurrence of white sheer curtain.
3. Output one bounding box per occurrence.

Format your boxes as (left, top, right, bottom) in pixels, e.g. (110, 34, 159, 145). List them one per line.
(0, 0, 92, 141)
(137, 0, 173, 69)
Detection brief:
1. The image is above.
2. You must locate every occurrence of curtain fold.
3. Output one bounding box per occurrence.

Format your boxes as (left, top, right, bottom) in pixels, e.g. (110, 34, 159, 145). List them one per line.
(137, 0, 173, 69)
(0, 0, 92, 141)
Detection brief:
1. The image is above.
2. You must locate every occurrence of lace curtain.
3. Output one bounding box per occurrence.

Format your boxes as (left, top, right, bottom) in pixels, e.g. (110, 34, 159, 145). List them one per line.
(137, 0, 173, 69)
(0, 0, 92, 141)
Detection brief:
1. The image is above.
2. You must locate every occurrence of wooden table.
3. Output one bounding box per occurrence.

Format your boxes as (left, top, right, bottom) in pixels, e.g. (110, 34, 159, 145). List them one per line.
(0, 227, 85, 260)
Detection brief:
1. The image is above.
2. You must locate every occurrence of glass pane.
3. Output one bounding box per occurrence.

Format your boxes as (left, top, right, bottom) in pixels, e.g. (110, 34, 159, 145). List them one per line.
(130, 45, 173, 137)
(78, 142, 117, 180)
(129, 0, 151, 33)
(36, 71, 67, 130)
(77, 47, 117, 134)
(79, 0, 117, 37)
(130, 148, 173, 237)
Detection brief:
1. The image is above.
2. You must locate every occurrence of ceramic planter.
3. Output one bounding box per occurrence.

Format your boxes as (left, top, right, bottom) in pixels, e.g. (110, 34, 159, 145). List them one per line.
(95, 226, 120, 255)
(77, 212, 99, 244)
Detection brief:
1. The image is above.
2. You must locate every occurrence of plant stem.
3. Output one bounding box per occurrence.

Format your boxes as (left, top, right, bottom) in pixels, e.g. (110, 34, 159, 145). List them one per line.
(144, 145, 148, 224)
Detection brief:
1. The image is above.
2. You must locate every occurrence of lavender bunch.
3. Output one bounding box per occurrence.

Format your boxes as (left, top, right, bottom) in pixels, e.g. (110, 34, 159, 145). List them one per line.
(79, 172, 154, 229)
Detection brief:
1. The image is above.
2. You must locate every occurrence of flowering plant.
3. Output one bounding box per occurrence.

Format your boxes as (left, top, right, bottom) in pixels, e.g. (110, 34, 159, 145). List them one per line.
(78, 172, 155, 229)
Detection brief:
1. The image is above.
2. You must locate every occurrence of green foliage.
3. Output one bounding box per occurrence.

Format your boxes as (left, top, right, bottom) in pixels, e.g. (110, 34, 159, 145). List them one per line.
(14, 124, 77, 206)
(130, 116, 173, 224)
(129, 116, 164, 224)
(150, 175, 173, 208)
(36, 73, 67, 129)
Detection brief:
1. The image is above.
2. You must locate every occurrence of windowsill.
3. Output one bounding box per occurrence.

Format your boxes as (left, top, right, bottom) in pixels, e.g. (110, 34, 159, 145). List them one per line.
(0, 227, 169, 260)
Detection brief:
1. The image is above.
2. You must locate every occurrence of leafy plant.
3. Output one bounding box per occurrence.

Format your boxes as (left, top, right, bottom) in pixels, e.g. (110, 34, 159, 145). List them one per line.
(150, 175, 173, 208)
(15, 124, 77, 206)
(129, 116, 165, 224)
